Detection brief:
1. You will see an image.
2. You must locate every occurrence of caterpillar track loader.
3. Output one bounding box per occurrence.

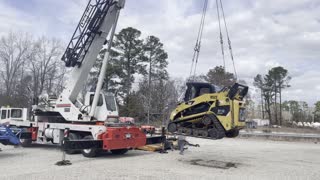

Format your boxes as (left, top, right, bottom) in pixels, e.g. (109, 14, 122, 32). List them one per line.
(168, 82, 248, 139)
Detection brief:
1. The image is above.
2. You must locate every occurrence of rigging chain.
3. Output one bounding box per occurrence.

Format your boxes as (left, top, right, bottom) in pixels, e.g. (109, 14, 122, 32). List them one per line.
(217, 0, 238, 79)
(189, 0, 208, 80)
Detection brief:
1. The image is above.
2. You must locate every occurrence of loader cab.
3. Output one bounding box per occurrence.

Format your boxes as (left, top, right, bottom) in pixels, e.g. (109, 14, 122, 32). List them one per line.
(183, 82, 216, 102)
(84, 92, 119, 122)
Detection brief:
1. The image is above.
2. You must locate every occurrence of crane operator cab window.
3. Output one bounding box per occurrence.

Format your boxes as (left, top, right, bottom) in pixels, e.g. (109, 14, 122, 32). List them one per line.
(105, 95, 117, 112)
(89, 94, 103, 106)
(88, 93, 118, 112)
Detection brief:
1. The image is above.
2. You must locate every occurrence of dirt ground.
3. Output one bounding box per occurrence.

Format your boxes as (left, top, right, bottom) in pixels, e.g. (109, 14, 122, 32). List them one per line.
(252, 127, 320, 134)
(1, 138, 320, 180)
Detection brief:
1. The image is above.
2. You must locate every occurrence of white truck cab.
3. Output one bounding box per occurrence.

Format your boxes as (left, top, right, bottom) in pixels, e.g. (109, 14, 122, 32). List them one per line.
(0, 107, 28, 124)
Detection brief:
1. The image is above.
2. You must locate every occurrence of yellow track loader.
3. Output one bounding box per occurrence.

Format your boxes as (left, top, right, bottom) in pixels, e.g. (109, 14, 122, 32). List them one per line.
(168, 82, 248, 139)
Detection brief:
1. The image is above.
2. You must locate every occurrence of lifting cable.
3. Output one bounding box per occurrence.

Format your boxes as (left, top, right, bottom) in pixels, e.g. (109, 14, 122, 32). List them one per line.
(216, 0, 225, 69)
(189, 0, 208, 79)
(217, 0, 238, 79)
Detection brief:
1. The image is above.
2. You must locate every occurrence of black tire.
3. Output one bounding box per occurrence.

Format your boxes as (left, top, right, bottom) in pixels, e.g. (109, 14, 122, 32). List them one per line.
(192, 129, 199, 136)
(185, 128, 193, 135)
(199, 130, 208, 137)
(65, 133, 81, 154)
(81, 135, 99, 158)
(208, 128, 219, 139)
(110, 149, 128, 155)
(20, 139, 32, 147)
(226, 129, 239, 138)
(168, 123, 177, 133)
(20, 127, 32, 147)
(202, 115, 212, 125)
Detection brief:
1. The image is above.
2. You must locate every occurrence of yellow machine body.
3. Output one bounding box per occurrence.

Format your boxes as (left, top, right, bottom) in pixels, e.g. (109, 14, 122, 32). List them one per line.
(168, 82, 248, 139)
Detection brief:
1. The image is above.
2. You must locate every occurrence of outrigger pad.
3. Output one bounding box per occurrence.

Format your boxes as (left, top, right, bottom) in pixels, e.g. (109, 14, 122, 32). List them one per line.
(55, 160, 72, 166)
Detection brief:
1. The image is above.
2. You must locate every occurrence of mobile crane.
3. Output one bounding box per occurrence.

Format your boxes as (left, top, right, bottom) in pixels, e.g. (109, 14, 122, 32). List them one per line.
(6, 0, 147, 157)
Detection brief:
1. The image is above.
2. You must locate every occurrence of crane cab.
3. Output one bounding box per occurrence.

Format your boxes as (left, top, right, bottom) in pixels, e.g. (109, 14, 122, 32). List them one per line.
(83, 92, 119, 123)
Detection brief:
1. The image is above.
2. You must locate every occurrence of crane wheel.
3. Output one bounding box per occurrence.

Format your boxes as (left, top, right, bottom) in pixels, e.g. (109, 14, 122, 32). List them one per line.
(81, 135, 99, 158)
(20, 139, 32, 147)
(111, 149, 128, 155)
(65, 133, 81, 154)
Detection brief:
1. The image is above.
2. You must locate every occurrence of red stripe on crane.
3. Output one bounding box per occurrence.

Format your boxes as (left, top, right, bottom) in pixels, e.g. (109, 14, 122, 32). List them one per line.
(56, 104, 71, 107)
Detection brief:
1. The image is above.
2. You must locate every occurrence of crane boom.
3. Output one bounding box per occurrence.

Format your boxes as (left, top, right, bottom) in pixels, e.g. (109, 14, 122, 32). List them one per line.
(61, 0, 124, 103)
(33, 0, 127, 122)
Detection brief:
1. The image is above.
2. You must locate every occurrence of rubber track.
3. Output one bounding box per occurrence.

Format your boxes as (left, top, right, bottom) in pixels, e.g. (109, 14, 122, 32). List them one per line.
(173, 114, 226, 140)
(207, 114, 225, 139)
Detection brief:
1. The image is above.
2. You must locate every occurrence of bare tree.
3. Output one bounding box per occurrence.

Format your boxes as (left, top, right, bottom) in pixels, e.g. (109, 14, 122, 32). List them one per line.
(0, 32, 30, 97)
(28, 37, 62, 99)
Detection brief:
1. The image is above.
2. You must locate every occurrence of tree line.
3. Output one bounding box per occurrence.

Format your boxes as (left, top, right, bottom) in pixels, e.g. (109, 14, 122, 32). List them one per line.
(253, 66, 291, 125)
(88, 27, 240, 125)
(0, 32, 66, 108)
(0, 28, 252, 125)
(253, 67, 320, 124)
(1, 29, 318, 125)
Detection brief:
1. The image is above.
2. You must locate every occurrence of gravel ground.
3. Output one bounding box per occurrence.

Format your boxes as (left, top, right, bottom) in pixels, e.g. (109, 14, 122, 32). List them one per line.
(0, 138, 319, 180)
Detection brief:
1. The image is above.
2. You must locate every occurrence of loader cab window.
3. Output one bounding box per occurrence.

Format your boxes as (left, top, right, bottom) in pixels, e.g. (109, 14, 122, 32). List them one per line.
(184, 86, 197, 102)
(184, 83, 216, 102)
(1, 110, 7, 119)
(89, 94, 103, 106)
(199, 87, 210, 96)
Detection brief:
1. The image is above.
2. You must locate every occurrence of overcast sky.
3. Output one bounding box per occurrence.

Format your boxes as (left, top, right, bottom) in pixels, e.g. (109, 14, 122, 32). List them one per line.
(0, 0, 320, 106)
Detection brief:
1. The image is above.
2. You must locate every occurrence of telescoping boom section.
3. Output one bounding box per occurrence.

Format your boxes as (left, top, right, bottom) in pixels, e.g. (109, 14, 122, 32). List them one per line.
(50, 0, 126, 122)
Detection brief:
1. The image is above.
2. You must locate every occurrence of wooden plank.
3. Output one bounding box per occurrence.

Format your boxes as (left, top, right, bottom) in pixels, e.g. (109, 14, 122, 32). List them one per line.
(137, 143, 163, 152)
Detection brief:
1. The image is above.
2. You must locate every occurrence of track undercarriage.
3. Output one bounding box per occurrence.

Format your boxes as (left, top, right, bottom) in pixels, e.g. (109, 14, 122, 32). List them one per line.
(168, 114, 238, 139)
